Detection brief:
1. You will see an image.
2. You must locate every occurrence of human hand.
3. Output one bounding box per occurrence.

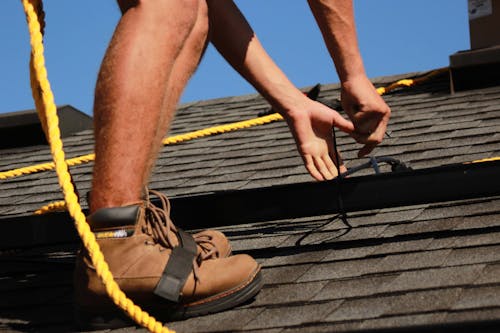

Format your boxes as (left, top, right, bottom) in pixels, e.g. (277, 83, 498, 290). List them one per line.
(282, 98, 355, 181)
(341, 75, 391, 157)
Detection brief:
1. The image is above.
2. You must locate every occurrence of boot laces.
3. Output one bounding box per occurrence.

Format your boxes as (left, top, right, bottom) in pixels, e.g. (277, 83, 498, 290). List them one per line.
(142, 189, 220, 281)
(193, 233, 219, 260)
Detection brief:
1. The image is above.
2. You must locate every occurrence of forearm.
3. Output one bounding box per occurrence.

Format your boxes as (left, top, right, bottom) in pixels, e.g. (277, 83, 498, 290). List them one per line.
(208, 1, 358, 180)
(207, 0, 308, 115)
(307, 0, 365, 82)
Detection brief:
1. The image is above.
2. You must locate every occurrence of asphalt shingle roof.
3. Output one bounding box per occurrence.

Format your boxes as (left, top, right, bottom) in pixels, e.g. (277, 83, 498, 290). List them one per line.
(1, 69, 500, 332)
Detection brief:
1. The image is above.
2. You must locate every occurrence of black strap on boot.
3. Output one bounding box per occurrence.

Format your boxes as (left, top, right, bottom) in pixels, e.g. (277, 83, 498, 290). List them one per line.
(154, 229, 197, 302)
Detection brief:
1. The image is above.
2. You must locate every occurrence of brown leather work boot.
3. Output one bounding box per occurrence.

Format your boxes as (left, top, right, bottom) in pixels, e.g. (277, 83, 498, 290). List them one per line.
(74, 191, 261, 330)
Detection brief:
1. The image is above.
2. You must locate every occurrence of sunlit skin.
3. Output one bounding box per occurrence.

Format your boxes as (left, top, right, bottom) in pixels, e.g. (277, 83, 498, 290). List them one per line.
(90, 0, 390, 213)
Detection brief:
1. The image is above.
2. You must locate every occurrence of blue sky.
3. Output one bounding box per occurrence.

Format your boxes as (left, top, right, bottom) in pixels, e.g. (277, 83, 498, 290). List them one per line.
(2, 1, 469, 115)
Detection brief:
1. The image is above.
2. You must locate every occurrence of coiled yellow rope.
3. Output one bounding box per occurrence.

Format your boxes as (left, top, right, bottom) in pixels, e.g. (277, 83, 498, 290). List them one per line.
(21, 1, 174, 332)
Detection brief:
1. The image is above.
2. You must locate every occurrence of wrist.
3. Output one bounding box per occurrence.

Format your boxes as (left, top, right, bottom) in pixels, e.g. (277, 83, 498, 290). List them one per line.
(267, 87, 311, 119)
(339, 69, 369, 87)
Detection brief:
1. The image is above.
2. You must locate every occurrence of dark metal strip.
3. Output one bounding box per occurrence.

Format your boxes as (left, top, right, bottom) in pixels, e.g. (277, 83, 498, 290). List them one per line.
(169, 160, 500, 229)
(1, 160, 500, 249)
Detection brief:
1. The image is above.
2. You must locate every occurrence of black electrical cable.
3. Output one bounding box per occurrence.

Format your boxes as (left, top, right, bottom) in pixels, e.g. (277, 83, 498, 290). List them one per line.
(331, 127, 351, 228)
(294, 126, 351, 246)
(342, 156, 412, 176)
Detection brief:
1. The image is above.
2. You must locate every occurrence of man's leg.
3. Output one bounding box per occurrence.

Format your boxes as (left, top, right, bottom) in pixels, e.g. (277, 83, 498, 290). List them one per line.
(147, 0, 210, 178)
(77, 2, 261, 328)
(89, 0, 231, 254)
(143, 0, 233, 258)
(90, 0, 199, 213)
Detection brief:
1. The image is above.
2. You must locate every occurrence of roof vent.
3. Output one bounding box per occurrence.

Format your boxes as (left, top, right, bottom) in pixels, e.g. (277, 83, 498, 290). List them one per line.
(0, 105, 92, 149)
(449, 0, 500, 92)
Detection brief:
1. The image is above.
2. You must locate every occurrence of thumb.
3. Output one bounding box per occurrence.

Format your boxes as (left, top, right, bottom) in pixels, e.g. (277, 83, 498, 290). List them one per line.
(331, 111, 355, 134)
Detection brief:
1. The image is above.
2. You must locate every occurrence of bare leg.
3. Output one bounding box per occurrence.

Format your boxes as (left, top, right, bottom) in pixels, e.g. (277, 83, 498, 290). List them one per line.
(147, 0, 210, 178)
(90, 0, 200, 213)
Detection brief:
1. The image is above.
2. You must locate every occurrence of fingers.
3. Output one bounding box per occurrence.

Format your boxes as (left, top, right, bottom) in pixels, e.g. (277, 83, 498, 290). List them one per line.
(331, 111, 355, 134)
(304, 154, 340, 181)
(339, 163, 347, 174)
(339, 79, 391, 157)
(350, 126, 385, 157)
(357, 143, 377, 158)
(304, 152, 347, 181)
(328, 149, 346, 175)
(321, 155, 338, 179)
(315, 157, 335, 180)
(329, 105, 385, 158)
(304, 155, 324, 181)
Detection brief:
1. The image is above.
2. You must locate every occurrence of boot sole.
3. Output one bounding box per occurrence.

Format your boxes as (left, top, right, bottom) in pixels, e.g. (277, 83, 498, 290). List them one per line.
(171, 267, 263, 320)
(75, 267, 263, 330)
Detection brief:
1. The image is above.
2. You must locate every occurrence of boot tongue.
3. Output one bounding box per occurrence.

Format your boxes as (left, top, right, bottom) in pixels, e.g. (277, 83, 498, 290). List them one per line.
(87, 205, 140, 236)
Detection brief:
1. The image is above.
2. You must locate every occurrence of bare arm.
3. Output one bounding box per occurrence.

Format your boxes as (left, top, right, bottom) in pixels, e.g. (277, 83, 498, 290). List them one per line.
(207, 0, 354, 180)
(308, 0, 391, 156)
(307, 0, 364, 82)
(208, 1, 307, 115)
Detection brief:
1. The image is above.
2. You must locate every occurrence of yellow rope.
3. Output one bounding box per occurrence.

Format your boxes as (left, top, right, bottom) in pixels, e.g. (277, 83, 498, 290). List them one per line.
(0, 114, 284, 180)
(1, 69, 449, 182)
(0, 153, 95, 180)
(375, 68, 448, 95)
(34, 200, 66, 215)
(162, 112, 283, 144)
(21, 1, 174, 332)
(468, 157, 500, 164)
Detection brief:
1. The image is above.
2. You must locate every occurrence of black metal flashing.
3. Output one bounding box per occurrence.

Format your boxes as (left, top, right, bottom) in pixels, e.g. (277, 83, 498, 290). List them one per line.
(300, 319, 500, 333)
(1, 160, 499, 250)
(168, 159, 500, 229)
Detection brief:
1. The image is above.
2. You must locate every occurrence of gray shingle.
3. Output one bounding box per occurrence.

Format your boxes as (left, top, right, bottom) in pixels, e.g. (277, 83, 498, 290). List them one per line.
(445, 244, 500, 266)
(249, 281, 328, 306)
(326, 295, 396, 321)
(445, 308, 500, 323)
(370, 238, 433, 256)
(359, 312, 447, 331)
(382, 217, 463, 238)
(377, 249, 452, 271)
(168, 308, 264, 333)
(320, 245, 379, 262)
(453, 286, 500, 310)
(475, 263, 500, 285)
(312, 274, 399, 301)
(262, 264, 313, 284)
(297, 257, 384, 282)
(379, 265, 486, 293)
(384, 288, 464, 315)
(261, 249, 331, 267)
(245, 301, 342, 330)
